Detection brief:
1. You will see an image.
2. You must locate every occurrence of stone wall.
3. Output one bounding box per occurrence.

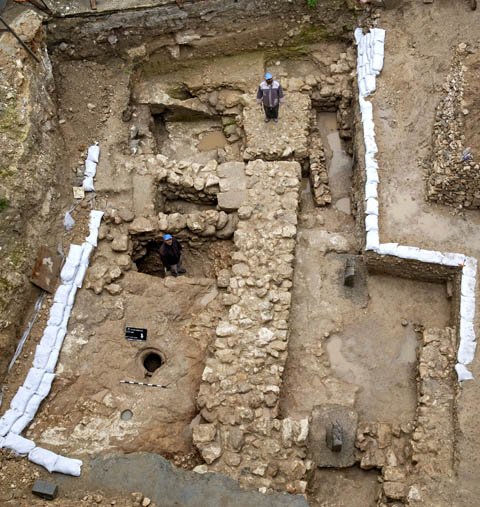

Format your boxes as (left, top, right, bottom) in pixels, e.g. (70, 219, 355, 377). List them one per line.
(0, 11, 62, 381)
(425, 44, 480, 209)
(355, 328, 457, 506)
(192, 160, 311, 495)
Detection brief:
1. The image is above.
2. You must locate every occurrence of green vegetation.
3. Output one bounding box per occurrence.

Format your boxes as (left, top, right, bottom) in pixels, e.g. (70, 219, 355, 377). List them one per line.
(307, 0, 319, 6)
(0, 198, 7, 212)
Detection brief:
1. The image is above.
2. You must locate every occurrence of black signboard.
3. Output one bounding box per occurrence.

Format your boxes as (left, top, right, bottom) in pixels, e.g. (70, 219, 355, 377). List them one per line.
(125, 327, 147, 342)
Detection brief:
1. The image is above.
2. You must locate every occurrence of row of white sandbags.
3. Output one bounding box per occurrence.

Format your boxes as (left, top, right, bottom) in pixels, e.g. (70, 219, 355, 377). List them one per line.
(356, 28, 477, 381)
(0, 209, 104, 473)
(355, 27, 385, 97)
(83, 144, 100, 192)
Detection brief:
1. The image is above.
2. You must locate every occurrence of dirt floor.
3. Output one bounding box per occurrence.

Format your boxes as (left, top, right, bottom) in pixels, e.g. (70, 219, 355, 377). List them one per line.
(2, 0, 480, 505)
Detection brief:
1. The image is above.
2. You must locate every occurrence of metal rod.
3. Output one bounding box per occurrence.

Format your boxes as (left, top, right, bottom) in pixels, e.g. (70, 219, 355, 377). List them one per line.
(0, 15, 40, 62)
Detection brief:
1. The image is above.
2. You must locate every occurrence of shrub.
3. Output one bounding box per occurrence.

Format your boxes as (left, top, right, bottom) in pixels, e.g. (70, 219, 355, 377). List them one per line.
(307, 0, 319, 6)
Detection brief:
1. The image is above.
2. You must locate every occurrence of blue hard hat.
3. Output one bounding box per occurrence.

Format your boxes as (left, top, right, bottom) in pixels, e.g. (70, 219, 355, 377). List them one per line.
(265, 72, 273, 80)
(163, 234, 172, 241)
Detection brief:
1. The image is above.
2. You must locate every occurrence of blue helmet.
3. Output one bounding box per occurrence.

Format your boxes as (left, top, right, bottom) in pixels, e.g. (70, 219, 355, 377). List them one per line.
(265, 72, 273, 80)
(163, 234, 172, 241)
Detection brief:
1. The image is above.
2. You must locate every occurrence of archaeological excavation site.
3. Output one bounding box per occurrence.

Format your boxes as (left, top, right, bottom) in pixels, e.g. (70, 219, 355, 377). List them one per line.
(1, 0, 480, 505)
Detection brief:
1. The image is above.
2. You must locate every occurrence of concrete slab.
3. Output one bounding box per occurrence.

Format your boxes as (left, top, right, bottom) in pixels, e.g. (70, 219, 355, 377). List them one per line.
(242, 92, 311, 161)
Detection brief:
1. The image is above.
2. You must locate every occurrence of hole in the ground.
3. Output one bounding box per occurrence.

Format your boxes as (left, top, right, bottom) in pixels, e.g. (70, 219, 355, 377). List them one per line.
(134, 241, 165, 278)
(143, 352, 163, 373)
(151, 113, 168, 152)
(121, 409, 133, 421)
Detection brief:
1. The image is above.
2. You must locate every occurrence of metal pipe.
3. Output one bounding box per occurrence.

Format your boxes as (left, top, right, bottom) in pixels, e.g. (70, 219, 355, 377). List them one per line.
(0, 15, 40, 63)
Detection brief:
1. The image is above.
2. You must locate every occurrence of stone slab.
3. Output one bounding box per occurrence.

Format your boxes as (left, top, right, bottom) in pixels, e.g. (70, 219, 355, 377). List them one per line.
(218, 162, 247, 192)
(242, 92, 311, 161)
(32, 480, 58, 500)
(217, 190, 247, 211)
(309, 404, 358, 468)
(133, 174, 156, 216)
(30, 246, 62, 294)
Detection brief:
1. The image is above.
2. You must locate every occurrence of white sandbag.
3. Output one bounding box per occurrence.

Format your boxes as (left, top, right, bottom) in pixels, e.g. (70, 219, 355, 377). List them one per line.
(377, 243, 398, 256)
(25, 393, 44, 418)
(10, 386, 33, 413)
(54, 328, 67, 350)
(362, 118, 376, 137)
(60, 244, 83, 283)
(365, 74, 376, 95)
(365, 230, 380, 251)
(372, 28, 386, 44)
(366, 166, 379, 186)
(83, 176, 95, 192)
(47, 302, 66, 327)
(40, 326, 59, 349)
(395, 245, 420, 260)
(359, 95, 372, 114)
(0, 410, 22, 437)
(358, 78, 367, 98)
(23, 368, 45, 392)
(357, 64, 366, 81)
(81, 242, 94, 264)
(458, 339, 477, 365)
(45, 348, 60, 374)
(28, 447, 58, 473)
(54, 284, 73, 305)
(440, 252, 466, 267)
(53, 455, 83, 476)
(463, 257, 478, 279)
(364, 135, 378, 154)
(365, 198, 379, 216)
(460, 319, 476, 343)
(365, 181, 378, 199)
(354, 28, 364, 45)
(63, 211, 75, 231)
(59, 305, 72, 332)
(33, 345, 52, 370)
(87, 144, 100, 164)
(67, 285, 78, 307)
(10, 414, 33, 435)
(365, 214, 378, 232)
(358, 35, 366, 55)
(3, 433, 35, 455)
(74, 263, 88, 289)
(414, 249, 444, 264)
(455, 363, 473, 381)
(85, 159, 97, 178)
(90, 209, 104, 229)
(461, 274, 476, 297)
(460, 296, 476, 321)
(372, 53, 384, 74)
(37, 372, 55, 397)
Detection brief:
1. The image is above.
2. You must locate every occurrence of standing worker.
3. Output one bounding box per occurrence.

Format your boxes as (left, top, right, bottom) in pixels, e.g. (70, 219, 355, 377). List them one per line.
(160, 234, 186, 277)
(257, 72, 284, 123)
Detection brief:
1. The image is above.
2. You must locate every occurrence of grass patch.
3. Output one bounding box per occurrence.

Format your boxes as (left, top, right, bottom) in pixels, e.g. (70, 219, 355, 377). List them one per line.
(0, 198, 7, 212)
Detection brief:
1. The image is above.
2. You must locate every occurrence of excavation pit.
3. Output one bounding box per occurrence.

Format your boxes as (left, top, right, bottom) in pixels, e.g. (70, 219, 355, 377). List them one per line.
(141, 351, 164, 373)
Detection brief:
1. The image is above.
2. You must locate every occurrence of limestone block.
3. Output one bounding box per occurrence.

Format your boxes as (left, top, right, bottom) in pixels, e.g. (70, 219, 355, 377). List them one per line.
(217, 191, 248, 212)
(117, 208, 135, 222)
(192, 424, 217, 444)
(199, 443, 222, 464)
(309, 404, 358, 468)
(112, 234, 129, 252)
(128, 217, 156, 234)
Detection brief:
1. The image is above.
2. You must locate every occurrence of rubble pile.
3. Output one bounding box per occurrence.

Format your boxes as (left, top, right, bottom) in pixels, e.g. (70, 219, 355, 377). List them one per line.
(192, 160, 310, 494)
(425, 45, 480, 209)
(308, 125, 331, 206)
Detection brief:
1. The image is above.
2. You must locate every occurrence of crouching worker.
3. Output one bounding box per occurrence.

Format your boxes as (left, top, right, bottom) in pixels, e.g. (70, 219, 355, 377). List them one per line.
(160, 234, 186, 277)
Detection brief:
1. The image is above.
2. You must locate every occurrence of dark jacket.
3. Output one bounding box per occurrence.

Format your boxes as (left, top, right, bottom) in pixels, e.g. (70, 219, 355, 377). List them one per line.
(160, 238, 182, 266)
(257, 80, 285, 108)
